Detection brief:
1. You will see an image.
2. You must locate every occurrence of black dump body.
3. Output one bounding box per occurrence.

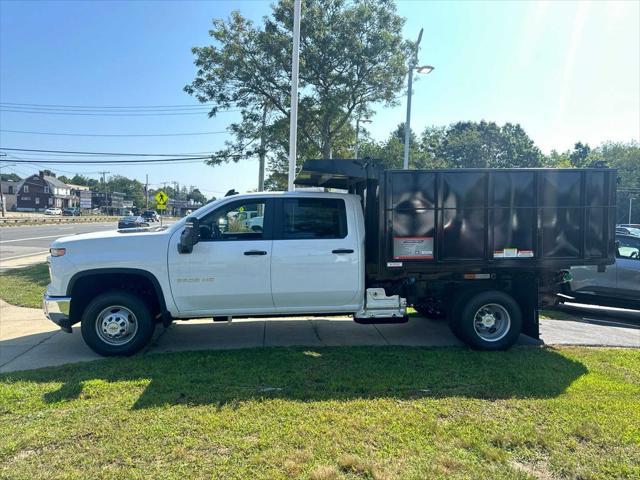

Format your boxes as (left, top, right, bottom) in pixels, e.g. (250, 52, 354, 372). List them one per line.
(296, 160, 617, 280)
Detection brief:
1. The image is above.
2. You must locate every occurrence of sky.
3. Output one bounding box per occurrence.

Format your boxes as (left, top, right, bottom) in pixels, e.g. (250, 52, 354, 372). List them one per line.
(1, 0, 639, 196)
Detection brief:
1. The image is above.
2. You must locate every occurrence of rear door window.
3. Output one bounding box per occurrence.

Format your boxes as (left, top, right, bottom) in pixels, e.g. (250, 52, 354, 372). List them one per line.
(280, 198, 347, 239)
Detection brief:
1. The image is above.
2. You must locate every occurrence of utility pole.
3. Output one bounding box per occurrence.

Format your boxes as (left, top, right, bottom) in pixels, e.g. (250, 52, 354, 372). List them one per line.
(287, 0, 302, 191)
(630, 196, 636, 224)
(145, 174, 149, 209)
(99, 171, 110, 215)
(258, 103, 268, 191)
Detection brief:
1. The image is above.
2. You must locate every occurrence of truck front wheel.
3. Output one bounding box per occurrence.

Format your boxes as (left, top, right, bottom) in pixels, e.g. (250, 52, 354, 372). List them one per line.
(451, 290, 522, 350)
(81, 291, 155, 356)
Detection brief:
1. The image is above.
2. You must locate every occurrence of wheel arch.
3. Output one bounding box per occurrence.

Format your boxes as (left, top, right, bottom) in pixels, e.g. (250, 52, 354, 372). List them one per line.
(67, 268, 168, 324)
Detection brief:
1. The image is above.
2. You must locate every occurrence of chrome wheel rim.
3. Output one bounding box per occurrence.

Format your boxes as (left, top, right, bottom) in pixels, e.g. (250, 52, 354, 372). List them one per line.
(473, 303, 511, 342)
(95, 305, 138, 346)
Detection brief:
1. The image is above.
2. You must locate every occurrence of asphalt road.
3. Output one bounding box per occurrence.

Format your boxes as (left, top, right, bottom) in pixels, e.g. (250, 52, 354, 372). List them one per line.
(0, 222, 118, 262)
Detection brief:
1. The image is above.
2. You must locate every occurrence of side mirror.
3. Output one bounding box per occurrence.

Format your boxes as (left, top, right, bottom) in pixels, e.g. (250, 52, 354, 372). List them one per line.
(178, 217, 200, 254)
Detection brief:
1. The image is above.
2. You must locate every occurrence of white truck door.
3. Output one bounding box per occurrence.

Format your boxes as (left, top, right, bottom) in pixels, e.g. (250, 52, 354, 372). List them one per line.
(271, 196, 363, 311)
(168, 198, 274, 314)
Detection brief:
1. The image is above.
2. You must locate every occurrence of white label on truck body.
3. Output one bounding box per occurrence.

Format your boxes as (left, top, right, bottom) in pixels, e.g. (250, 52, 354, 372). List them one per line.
(393, 237, 434, 260)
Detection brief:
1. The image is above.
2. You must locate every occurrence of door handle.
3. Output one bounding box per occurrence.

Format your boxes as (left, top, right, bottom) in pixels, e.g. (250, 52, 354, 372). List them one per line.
(332, 249, 354, 254)
(244, 250, 268, 256)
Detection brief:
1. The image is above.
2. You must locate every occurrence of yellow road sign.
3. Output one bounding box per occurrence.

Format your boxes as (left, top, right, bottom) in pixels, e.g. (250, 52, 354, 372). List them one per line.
(155, 191, 168, 205)
(156, 204, 167, 210)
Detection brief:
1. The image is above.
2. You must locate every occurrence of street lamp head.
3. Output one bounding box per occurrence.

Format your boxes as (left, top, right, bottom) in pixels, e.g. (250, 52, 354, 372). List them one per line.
(360, 118, 373, 124)
(416, 65, 434, 74)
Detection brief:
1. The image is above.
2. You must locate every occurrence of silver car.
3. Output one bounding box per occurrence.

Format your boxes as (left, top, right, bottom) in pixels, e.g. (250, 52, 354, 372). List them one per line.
(565, 234, 640, 309)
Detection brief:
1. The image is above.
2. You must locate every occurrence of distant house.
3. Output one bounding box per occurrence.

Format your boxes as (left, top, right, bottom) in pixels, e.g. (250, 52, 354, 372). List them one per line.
(15, 171, 73, 211)
(0, 179, 19, 211)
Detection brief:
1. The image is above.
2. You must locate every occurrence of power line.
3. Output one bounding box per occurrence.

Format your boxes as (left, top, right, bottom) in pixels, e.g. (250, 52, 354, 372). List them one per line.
(5, 156, 215, 165)
(0, 129, 228, 137)
(0, 147, 216, 157)
(0, 109, 234, 116)
(1, 105, 212, 112)
(0, 101, 218, 109)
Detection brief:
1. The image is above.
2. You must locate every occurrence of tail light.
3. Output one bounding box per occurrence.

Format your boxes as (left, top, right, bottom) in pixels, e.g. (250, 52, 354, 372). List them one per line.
(50, 248, 66, 257)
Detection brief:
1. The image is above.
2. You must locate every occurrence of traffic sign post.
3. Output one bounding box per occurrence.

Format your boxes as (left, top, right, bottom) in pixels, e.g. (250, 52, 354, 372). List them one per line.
(154, 191, 168, 226)
(155, 191, 168, 206)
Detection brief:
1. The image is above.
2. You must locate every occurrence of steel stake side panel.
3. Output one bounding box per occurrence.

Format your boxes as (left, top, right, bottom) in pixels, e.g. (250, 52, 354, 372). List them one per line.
(381, 168, 616, 276)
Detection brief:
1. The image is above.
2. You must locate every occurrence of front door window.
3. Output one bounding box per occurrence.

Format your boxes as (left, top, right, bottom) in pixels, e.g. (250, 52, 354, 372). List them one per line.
(199, 200, 267, 241)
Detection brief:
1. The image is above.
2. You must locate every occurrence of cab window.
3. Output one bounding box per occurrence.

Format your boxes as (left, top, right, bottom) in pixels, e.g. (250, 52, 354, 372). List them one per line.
(280, 198, 347, 239)
(199, 200, 268, 241)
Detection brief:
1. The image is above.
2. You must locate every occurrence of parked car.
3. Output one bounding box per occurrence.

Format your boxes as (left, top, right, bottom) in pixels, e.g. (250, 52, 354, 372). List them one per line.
(44, 207, 62, 215)
(564, 234, 640, 310)
(616, 226, 640, 236)
(43, 161, 616, 356)
(141, 210, 159, 222)
(62, 207, 81, 216)
(117, 216, 149, 229)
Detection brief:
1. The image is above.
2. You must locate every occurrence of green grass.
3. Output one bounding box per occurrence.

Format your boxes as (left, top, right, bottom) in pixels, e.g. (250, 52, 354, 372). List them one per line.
(0, 263, 49, 308)
(1, 346, 638, 479)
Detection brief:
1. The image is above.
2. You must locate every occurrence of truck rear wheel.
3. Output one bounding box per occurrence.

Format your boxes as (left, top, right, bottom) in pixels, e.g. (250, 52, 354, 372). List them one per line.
(450, 290, 522, 350)
(81, 291, 155, 356)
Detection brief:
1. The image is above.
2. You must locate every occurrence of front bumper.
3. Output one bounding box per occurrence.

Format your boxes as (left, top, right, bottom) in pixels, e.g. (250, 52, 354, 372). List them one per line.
(43, 294, 73, 333)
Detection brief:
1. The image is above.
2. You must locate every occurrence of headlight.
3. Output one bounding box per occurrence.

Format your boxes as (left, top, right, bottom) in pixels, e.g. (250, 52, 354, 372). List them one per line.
(50, 248, 66, 257)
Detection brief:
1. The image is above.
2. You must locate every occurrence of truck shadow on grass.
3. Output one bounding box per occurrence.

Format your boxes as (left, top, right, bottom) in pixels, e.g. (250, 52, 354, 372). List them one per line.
(2, 346, 588, 409)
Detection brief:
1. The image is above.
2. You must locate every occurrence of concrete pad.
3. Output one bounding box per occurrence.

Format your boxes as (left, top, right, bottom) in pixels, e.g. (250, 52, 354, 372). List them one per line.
(0, 252, 50, 270)
(540, 318, 640, 347)
(0, 344, 31, 367)
(1, 340, 100, 373)
(377, 317, 463, 347)
(310, 317, 387, 346)
(151, 318, 265, 353)
(264, 318, 323, 347)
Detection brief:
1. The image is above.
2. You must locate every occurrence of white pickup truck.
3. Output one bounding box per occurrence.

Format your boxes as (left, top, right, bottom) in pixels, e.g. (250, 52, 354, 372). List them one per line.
(44, 162, 616, 356)
(44, 192, 402, 355)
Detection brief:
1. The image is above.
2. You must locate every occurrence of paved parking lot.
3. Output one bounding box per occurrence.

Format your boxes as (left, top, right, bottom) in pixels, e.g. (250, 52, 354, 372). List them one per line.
(1, 299, 638, 373)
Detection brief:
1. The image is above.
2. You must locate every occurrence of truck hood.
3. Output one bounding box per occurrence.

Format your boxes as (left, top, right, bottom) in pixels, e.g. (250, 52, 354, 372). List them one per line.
(51, 226, 172, 247)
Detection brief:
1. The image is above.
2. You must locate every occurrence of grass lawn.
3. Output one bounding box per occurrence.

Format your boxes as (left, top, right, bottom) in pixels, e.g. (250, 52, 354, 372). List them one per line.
(1, 346, 638, 479)
(0, 263, 49, 308)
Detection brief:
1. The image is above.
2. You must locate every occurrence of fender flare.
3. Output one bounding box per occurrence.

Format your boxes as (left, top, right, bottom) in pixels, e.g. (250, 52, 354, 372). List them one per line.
(66, 268, 168, 315)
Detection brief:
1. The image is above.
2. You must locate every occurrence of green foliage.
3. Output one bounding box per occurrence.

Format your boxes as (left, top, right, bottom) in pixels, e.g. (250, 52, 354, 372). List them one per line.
(0, 172, 21, 182)
(107, 175, 146, 209)
(186, 0, 411, 187)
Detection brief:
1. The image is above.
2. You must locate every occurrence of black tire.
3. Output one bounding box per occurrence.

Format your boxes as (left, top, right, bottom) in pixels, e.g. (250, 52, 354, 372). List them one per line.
(81, 291, 155, 356)
(450, 290, 522, 350)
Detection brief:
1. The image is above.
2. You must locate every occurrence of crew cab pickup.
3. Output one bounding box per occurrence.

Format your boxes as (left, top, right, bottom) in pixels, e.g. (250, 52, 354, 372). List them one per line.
(44, 161, 616, 356)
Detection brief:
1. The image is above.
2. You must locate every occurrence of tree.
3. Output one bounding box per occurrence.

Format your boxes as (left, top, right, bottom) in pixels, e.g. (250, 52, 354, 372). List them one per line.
(0, 173, 21, 182)
(569, 142, 591, 167)
(419, 121, 542, 168)
(586, 141, 640, 223)
(108, 175, 146, 209)
(186, 0, 412, 187)
(358, 123, 435, 169)
(187, 188, 207, 205)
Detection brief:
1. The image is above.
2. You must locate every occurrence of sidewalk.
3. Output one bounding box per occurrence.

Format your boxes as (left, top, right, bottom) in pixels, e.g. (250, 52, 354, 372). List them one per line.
(0, 252, 49, 270)
(1, 300, 638, 373)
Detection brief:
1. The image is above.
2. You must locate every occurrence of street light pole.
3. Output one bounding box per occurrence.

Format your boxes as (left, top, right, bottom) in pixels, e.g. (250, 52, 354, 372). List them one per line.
(287, 0, 302, 191)
(403, 28, 423, 170)
(630, 196, 636, 224)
